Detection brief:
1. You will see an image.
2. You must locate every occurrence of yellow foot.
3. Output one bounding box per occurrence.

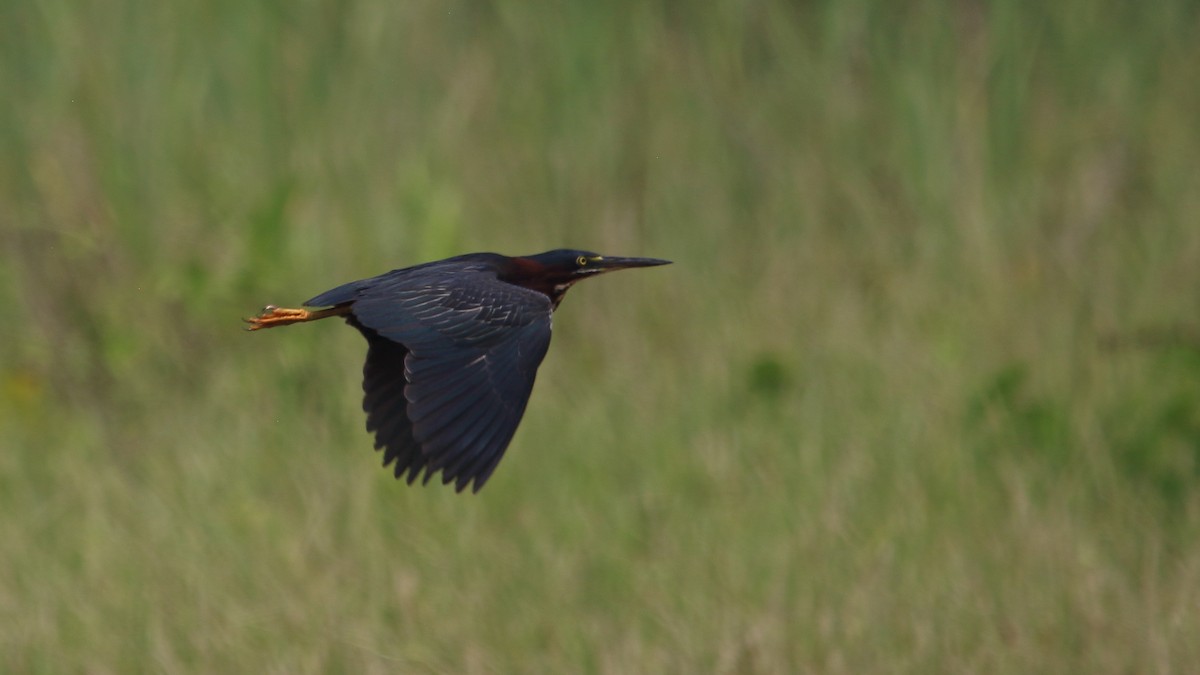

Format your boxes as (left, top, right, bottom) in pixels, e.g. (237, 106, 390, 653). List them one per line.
(243, 305, 313, 331)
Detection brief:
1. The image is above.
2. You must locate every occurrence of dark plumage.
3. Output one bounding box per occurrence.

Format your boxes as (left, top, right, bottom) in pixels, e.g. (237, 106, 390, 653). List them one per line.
(246, 249, 670, 492)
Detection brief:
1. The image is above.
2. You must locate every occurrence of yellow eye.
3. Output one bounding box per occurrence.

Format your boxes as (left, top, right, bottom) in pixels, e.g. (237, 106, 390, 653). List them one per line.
(576, 255, 588, 266)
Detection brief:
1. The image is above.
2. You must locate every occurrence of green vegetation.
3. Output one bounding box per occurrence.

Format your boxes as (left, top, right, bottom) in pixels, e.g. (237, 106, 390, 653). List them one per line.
(3, 0, 1199, 671)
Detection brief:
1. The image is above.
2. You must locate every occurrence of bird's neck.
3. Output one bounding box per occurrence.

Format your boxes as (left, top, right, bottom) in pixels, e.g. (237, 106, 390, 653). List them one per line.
(499, 259, 575, 310)
(516, 278, 573, 309)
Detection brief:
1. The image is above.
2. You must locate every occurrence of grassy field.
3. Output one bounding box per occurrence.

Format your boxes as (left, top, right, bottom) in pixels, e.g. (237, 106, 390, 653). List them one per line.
(3, 0, 1200, 672)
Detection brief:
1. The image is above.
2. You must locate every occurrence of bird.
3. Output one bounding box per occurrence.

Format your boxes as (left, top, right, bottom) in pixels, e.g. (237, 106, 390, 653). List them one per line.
(244, 249, 671, 493)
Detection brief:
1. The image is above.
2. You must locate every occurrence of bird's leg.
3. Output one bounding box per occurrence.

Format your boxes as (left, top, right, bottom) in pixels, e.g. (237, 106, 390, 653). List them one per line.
(243, 304, 351, 331)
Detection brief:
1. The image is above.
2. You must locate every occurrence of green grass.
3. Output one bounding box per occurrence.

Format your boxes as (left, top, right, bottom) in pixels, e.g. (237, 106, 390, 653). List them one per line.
(3, 0, 1200, 671)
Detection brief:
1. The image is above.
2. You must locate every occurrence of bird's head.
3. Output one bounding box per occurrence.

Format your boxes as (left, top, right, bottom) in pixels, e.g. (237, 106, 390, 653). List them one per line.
(526, 249, 672, 278)
(505, 249, 671, 307)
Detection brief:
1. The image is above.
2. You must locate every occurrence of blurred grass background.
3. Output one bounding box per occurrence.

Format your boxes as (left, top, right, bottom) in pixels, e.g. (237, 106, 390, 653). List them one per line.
(2, 0, 1199, 672)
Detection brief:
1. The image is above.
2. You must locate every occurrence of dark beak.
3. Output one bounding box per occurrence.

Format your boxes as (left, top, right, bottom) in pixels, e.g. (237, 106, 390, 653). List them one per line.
(593, 256, 673, 271)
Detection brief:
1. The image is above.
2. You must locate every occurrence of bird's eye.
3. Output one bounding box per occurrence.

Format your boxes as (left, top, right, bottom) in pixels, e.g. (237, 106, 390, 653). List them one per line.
(576, 256, 588, 267)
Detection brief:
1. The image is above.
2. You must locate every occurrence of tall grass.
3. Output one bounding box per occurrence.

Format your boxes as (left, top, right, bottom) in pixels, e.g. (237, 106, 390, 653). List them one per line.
(2, 0, 1199, 671)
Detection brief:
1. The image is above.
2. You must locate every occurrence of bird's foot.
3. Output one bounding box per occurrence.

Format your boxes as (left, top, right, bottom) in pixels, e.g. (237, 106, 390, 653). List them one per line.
(243, 305, 313, 331)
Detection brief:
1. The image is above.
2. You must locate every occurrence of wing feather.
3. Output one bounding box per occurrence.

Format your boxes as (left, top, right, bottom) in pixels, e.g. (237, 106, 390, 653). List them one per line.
(444, 404, 512, 491)
(322, 263, 552, 491)
(355, 325, 428, 480)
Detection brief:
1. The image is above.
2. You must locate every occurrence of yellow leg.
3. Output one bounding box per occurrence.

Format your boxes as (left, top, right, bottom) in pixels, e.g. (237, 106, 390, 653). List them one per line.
(243, 304, 349, 330)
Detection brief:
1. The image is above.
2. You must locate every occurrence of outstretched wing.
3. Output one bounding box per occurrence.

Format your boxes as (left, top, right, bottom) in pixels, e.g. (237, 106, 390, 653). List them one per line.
(354, 322, 425, 484)
(316, 265, 553, 492)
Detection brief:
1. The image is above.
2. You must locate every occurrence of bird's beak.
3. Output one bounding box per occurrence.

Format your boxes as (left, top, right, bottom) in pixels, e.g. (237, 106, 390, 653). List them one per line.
(591, 256, 673, 272)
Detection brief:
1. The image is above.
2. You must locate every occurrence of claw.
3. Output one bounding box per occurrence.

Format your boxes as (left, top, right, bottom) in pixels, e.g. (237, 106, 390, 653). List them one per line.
(244, 305, 312, 331)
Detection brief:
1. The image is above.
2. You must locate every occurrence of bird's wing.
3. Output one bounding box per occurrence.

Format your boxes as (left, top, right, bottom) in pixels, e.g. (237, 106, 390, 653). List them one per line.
(355, 324, 426, 484)
(347, 269, 553, 492)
